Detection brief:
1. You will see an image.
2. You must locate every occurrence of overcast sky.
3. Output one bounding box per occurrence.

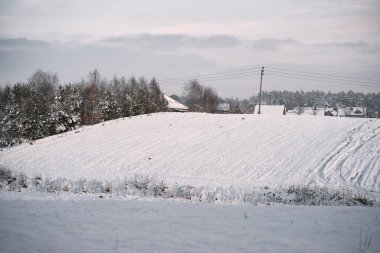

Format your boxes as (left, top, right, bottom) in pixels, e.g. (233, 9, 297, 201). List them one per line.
(0, 0, 379, 98)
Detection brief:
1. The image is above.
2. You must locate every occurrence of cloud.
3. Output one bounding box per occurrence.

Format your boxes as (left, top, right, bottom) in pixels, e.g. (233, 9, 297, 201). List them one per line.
(0, 36, 224, 94)
(186, 35, 241, 48)
(309, 41, 380, 55)
(315, 41, 369, 48)
(0, 35, 379, 97)
(249, 38, 379, 55)
(101, 34, 241, 51)
(251, 39, 304, 51)
(312, 41, 380, 54)
(0, 37, 50, 50)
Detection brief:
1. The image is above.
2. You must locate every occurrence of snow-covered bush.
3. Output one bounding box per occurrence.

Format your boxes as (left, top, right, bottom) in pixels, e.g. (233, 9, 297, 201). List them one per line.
(0, 169, 375, 206)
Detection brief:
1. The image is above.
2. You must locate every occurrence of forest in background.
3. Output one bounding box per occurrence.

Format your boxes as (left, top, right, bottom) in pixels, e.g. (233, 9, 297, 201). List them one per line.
(0, 70, 168, 147)
(211, 90, 380, 115)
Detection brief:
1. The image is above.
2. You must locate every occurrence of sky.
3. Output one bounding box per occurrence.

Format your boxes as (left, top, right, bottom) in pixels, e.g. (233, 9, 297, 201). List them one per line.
(0, 0, 379, 98)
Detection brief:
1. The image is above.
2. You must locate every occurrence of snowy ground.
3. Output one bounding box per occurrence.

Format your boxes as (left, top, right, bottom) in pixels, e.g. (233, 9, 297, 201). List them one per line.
(1, 113, 380, 252)
(1, 195, 379, 253)
(1, 113, 379, 195)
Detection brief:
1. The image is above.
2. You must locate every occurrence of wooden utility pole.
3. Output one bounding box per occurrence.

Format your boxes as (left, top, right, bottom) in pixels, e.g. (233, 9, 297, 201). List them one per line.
(258, 66, 264, 114)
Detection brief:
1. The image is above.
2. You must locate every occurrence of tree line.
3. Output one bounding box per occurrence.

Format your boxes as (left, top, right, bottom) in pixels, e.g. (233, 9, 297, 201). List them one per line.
(1, 70, 379, 147)
(0, 69, 168, 147)
(174, 88, 380, 116)
(256, 90, 380, 116)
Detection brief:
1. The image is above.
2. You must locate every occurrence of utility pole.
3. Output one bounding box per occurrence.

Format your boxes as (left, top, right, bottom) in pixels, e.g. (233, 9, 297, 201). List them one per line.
(258, 66, 264, 114)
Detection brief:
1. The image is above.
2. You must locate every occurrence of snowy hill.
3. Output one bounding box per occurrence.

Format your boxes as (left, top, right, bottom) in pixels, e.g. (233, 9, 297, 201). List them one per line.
(1, 112, 379, 197)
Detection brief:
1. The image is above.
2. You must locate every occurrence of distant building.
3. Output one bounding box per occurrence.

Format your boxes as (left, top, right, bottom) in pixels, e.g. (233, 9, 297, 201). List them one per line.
(344, 107, 367, 118)
(260, 105, 367, 118)
(163, 94, 189, 112)
(324, 110, 335, 117)
(286, 106, 346, 117)
(324, 107, 344, 117)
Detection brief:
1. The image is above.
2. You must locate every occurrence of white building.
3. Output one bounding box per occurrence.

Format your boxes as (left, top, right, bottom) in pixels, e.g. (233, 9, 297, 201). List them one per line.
(163, 95, 189, 112)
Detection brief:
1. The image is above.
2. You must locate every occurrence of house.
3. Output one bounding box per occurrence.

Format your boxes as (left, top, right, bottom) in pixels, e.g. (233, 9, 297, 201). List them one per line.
(324, 110, 336, 116)
(286, 106, 346, 117)
(344, 107, 367, 118)
(163, 94, 189, 112)
(324, 107, 344, 117)
(255, 105, 286, 115)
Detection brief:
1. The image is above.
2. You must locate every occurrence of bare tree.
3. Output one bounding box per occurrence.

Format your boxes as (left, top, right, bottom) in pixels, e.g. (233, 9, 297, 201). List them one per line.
(81, 69, 104, 124)
(183, 80, 204, 112)
(183, 79, 218, 113)
(202, 86, 218, 113)
(28, 69, 58, 102)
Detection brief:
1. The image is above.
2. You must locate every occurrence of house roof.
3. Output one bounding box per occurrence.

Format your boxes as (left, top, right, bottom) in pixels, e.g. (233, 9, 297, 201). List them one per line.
(164, 95, 189, 111)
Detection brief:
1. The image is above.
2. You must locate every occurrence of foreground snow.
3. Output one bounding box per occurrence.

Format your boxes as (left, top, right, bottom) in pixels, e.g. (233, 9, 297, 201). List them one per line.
(1, 113, 379, 196)
(0, 196, 379, 253)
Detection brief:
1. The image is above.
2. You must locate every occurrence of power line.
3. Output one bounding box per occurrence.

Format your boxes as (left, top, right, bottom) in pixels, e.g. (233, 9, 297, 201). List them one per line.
(160, 72, 261, 87)
(157, 66, 262, 82)
(160, 72, 260, 85)
(265, 72, 380, 88)
(266, 70, 379, 85)
(157, 64, 380, 89)
(266, 66, 380, 83)
(159, 69, 260, 84)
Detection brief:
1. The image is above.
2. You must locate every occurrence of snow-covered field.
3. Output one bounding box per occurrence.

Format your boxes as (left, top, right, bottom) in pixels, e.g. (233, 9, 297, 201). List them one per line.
(1, 112, 379, 194)
(1, 195, 379, 253)
(1, 113, 380, 252)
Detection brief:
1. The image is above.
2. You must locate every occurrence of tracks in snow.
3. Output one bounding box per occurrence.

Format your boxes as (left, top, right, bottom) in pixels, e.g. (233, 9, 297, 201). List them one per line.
(1, 113, 379, 195)
(317, 119, 380, 192)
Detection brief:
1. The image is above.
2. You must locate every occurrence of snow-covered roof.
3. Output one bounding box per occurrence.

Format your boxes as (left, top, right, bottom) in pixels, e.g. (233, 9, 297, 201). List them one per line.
(324, 108, 337, 116)
(255, 105, 285, 115)
(164, 95, 189, 111)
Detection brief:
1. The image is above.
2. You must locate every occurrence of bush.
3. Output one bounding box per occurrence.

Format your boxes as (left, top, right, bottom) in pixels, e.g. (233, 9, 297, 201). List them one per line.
(0, 170, 376, 206)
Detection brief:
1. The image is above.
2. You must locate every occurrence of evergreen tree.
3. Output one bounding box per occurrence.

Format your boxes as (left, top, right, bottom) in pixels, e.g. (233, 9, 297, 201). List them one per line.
(55, 83, 82, 133)
(0, 86, 23, 146)
(149, 78, 168, 112)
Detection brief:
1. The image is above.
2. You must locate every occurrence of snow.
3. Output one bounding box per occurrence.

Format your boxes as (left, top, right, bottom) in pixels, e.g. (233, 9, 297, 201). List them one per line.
(1, 113, 380, 252)
(255, 105, 285, 115)
(1, 113, 379, 196)
(0, 197, 379, 253)
(302, 107, 326, 116)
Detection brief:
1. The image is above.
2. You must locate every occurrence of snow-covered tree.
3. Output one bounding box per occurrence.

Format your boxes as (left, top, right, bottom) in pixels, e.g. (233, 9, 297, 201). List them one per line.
(54, 83, 82, 133)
